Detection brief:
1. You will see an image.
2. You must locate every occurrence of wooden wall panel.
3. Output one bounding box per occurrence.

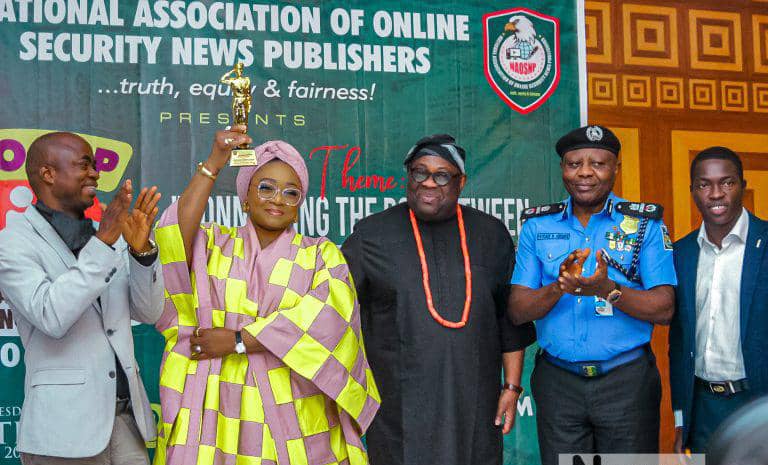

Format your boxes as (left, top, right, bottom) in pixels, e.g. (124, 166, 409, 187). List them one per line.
(585, 0, 768, 452)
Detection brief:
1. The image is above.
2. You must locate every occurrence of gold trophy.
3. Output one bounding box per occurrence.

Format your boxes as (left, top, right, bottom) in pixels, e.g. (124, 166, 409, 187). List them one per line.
(221, 62, 258, 166)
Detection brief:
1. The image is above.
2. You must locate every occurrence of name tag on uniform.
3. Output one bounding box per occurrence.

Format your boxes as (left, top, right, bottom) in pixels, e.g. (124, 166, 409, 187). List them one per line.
(594, 296, 613, 316)
(537, 233, 570, 241)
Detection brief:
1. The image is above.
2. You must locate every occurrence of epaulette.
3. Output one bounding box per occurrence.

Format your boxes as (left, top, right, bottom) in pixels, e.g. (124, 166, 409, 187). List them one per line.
(615, 202, 664, 220)
(521, 202, 566, 222)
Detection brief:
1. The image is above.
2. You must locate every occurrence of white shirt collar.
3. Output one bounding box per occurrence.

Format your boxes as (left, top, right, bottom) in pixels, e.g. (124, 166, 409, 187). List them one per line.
(697, 207, 749, 249)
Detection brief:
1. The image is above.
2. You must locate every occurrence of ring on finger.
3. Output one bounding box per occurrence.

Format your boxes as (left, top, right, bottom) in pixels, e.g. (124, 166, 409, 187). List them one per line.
(224, 138, 234, 146)
(192, 344, 202, 355)
(194, 327, 202, 337)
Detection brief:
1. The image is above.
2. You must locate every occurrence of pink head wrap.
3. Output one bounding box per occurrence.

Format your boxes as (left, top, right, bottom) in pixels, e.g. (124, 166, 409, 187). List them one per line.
(235, 140, 309, 205)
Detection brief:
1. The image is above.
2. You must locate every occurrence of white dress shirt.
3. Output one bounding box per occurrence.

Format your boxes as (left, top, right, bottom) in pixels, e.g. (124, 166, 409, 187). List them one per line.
(675, 208, 748, 428)
(694, 207, 748, 381)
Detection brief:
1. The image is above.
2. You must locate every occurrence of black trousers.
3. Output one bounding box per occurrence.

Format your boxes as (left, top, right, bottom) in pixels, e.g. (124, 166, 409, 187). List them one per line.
(531, 351, 661, 465)
(687, 381, 753, 453)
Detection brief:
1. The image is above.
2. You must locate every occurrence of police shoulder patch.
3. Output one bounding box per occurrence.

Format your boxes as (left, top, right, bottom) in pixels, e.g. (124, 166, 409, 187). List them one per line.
(521, 202, 566, 221)
(615, 202, 664, 220)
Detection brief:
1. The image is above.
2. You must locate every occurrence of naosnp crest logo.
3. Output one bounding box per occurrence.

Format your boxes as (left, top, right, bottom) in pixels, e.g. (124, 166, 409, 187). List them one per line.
(483, 7, 560, 114)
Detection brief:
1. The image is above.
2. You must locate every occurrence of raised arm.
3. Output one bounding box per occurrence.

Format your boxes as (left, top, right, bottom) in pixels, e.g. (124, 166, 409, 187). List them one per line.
(176, 125, 251, 264)
(220, 69, 234, 84)
(123, 184, 165, 324)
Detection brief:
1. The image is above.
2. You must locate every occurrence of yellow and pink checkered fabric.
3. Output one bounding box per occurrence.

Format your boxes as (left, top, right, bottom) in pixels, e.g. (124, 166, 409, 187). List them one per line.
(153, 202, 379, 465)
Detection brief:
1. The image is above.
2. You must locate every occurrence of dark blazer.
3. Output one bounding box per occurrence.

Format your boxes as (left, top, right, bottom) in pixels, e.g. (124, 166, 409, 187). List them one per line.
(669, 213, 768, 443)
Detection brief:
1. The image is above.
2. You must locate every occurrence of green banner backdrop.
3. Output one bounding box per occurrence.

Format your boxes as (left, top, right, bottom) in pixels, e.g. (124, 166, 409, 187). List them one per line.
(0, 1, 585, 463)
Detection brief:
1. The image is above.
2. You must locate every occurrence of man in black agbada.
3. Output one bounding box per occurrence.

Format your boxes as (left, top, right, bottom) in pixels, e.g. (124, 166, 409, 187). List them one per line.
(341, 134, 536, 465)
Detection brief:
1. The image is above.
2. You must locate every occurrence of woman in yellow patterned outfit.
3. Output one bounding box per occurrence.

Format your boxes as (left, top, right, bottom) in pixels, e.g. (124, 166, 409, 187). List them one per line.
(153, 125, 379, 465)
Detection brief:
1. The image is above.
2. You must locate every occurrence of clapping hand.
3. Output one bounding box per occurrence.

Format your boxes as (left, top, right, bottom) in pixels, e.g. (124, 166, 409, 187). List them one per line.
(557, 248, 590, 294)
(123, 184, 161, 253)
(95, 180, 132, 246)
(94, 180, 161, 251)
(558, 248, 615, 297)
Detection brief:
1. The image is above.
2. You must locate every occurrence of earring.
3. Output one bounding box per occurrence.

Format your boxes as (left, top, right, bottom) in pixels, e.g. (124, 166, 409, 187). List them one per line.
(242, 202, 249, 212)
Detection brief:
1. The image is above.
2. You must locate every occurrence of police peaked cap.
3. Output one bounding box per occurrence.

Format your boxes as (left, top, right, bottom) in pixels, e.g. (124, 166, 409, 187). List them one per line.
(555, 125, 621, 157)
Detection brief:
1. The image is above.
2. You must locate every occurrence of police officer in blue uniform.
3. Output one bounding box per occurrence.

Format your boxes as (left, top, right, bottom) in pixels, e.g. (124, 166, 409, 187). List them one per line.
(508, 125, 677, 465)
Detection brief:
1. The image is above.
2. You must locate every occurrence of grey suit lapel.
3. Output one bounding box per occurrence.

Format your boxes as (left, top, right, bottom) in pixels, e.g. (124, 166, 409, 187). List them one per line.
(24, 207, 104, 314)
(24, 207, 76, 267)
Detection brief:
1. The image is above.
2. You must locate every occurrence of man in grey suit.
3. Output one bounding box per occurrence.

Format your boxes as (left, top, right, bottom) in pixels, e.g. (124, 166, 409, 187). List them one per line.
(0, 132, 164, 465)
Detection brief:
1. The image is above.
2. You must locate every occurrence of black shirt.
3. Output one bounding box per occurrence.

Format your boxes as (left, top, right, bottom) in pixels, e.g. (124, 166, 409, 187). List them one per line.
(342, 203, 536, 465)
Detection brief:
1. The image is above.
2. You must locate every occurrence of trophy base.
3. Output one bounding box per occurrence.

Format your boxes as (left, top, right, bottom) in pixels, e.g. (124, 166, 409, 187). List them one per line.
(230, 148, 258, 167)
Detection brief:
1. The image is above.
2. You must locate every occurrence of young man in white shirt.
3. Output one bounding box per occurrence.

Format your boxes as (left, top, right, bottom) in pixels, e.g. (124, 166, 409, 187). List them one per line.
(669, 146, 768, 453)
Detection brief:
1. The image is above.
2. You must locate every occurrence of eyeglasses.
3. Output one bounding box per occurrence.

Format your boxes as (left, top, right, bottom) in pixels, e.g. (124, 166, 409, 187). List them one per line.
(254, 180, 303, 206)
(409, 168, 460, 186)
